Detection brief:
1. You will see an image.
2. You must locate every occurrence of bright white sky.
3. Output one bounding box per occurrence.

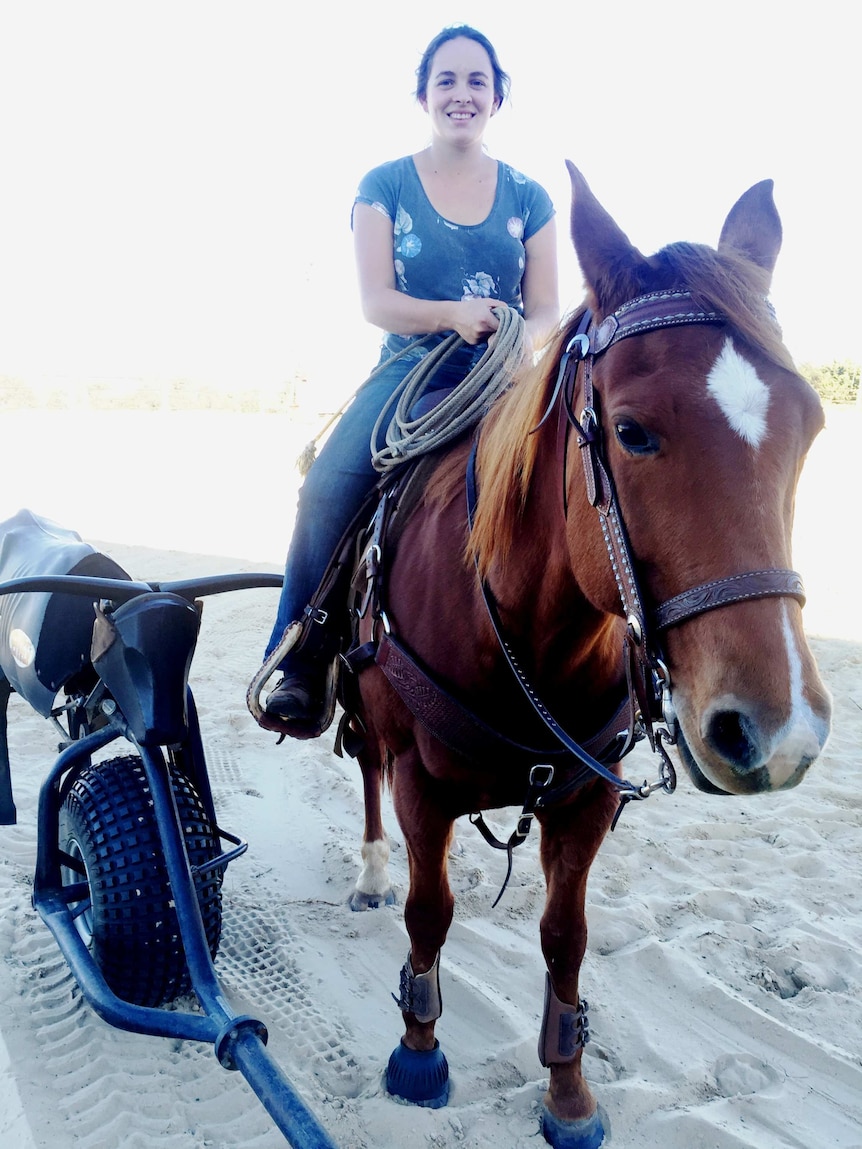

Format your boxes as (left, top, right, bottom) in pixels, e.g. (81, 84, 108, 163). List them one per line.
(1, 1, 858, 401)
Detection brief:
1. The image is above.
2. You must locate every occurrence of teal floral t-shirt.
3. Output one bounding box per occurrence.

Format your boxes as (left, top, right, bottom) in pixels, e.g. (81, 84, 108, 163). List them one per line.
(353, 156, 554, 337)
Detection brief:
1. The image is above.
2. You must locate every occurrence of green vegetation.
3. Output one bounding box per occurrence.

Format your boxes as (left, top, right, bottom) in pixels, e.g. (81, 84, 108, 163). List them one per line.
(800, 360, 860, 405)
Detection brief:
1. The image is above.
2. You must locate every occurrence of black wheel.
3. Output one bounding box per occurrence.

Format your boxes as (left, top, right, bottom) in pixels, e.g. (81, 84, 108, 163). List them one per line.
(59, 754, 223, 1007)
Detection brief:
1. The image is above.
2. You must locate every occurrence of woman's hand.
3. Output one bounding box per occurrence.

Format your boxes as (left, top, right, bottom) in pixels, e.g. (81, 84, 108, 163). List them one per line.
(355, 203, 501, 341)
(451, 297, 501, 344)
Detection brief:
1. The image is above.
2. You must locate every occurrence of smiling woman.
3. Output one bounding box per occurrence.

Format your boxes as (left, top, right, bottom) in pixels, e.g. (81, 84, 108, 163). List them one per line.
(414, 27, 507, 161)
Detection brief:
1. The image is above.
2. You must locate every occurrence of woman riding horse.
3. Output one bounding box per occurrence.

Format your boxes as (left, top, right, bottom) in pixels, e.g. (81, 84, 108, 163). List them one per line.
(261, 25, 559, 731)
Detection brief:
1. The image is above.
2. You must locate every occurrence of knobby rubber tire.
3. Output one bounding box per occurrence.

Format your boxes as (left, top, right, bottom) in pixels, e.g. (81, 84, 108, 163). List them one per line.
(59, 754, 223, 1007)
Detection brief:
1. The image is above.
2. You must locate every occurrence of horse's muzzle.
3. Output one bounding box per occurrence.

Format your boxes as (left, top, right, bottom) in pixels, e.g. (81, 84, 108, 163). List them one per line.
(674, 712, 825, 796)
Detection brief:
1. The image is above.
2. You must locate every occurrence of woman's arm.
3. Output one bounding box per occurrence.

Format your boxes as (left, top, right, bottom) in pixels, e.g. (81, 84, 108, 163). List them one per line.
(353, 202, 501, 345)
(521, 217, 560, 354)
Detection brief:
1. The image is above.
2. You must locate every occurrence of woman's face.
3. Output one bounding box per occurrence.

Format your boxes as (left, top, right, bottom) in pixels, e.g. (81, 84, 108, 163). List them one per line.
(420, 36, 499, 147)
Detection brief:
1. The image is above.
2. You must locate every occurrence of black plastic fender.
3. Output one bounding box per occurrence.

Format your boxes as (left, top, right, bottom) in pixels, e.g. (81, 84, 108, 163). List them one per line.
(91, 593, 201, 746)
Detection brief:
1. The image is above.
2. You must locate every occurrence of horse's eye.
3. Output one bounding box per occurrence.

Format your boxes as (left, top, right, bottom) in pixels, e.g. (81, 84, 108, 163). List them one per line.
(614, 418, 658, 456)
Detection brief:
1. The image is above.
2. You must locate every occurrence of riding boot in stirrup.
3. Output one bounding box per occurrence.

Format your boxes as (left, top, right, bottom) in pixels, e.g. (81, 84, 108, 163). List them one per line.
(264, 654, 330, 724)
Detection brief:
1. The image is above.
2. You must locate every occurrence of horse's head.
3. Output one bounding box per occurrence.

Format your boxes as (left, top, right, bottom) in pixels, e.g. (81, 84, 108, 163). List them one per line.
(565, 163, 831, 796)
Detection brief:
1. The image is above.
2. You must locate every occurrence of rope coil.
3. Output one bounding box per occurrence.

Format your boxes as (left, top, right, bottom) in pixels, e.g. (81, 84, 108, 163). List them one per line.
(370, 306, 526, 472)
(295, 307, 526, 477)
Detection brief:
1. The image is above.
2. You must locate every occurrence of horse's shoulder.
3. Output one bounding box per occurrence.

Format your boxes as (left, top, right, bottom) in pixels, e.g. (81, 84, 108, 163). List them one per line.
(383, 441, 471, 553)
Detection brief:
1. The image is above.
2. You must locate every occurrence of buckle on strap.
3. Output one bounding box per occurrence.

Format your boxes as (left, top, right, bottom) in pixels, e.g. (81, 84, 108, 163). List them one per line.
(469, 764, 557, 907)
(515, 812, 534, 840)
(303, 606, 329, 626)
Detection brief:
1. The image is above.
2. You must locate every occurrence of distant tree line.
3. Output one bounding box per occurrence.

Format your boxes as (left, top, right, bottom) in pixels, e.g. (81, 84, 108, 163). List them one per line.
(0, 377, 304, 413)
(800, 360, 860, 404)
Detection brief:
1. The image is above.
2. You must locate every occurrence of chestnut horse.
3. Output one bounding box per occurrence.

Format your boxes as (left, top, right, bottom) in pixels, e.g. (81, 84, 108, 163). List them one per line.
(344, 164, 831, 1148)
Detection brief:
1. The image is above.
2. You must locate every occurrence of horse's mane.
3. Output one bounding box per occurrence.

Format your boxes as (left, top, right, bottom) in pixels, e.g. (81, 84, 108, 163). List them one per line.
(466, 240, 797, 579)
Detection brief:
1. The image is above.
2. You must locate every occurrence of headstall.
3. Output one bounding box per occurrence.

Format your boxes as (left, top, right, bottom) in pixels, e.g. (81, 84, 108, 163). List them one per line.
(561, 288, 804, 748)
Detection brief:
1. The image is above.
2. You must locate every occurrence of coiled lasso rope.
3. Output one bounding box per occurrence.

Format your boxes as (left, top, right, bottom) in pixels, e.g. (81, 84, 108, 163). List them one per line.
(295, 334, 438, 477)
(294, 306, 526, 477)
(370, 305, 525, 472)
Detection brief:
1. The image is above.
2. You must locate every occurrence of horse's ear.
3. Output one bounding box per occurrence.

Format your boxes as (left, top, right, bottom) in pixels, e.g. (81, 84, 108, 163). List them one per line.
(566, 161, 648, 308)
(717, 180, 782, 280)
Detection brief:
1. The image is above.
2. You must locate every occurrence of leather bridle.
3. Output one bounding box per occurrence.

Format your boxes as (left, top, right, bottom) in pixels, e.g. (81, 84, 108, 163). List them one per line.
(558, 290, 805, 745)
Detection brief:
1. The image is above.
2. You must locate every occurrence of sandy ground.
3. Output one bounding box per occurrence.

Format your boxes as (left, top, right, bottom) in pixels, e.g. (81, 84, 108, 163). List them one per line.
(0, 404, 860, 1149)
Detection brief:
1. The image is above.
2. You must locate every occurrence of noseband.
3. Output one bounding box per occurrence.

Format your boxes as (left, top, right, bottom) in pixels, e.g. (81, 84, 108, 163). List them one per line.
(555, 289, 805, 745)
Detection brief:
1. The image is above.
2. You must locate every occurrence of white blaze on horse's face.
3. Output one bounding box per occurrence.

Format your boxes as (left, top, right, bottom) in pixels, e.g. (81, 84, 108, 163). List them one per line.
(673, 595, 831, 795)
(771, 602, 832, 787)
(706, 338, 770, 448)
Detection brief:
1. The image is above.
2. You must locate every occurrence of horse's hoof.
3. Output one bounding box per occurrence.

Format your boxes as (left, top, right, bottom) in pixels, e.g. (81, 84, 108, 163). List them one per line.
(386, 1039, 449, 1108)
(541, 1103, 607, 1149)
(348, 888, 396, 912)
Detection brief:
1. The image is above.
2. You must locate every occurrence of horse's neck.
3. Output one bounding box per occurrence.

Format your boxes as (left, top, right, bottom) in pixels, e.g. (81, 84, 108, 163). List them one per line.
(486, 444, 623, 698)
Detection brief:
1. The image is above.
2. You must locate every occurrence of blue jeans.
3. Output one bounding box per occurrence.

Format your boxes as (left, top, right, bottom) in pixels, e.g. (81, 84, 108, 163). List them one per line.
(265, 338, 486, 662)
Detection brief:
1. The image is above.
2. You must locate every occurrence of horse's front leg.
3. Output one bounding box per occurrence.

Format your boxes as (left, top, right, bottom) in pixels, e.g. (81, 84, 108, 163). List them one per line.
(386, 745, 455, 1107)
(537, 778, 617, 1148)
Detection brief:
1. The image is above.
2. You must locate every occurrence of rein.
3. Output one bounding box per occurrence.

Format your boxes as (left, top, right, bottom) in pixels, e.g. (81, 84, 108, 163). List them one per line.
(464, 443, 674, 899)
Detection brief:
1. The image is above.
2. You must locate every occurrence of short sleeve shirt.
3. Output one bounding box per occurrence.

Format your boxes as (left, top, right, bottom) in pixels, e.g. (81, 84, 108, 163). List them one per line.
(353, 156, 554, 331)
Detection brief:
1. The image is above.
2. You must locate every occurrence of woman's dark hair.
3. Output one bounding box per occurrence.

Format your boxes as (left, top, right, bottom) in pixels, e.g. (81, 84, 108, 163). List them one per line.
(415, 25, 511, 107)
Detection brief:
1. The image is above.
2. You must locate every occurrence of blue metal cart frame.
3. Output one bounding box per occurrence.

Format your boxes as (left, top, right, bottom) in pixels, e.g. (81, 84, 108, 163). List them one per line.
(0, 562, 339, 1149)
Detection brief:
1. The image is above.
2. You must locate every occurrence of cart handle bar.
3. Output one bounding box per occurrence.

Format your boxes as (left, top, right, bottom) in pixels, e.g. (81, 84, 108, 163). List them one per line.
(0, 573, 283, 603)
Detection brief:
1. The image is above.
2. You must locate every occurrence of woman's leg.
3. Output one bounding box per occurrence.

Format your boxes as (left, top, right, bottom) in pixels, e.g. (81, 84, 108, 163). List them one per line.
(265, 383, 386, 657)
(263, 340, 485, 722)
(264, 343, 434, 660)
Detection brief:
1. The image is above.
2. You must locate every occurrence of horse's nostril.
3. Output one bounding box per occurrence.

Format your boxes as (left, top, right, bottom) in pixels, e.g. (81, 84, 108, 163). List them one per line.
(705, 709, 759, 769)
